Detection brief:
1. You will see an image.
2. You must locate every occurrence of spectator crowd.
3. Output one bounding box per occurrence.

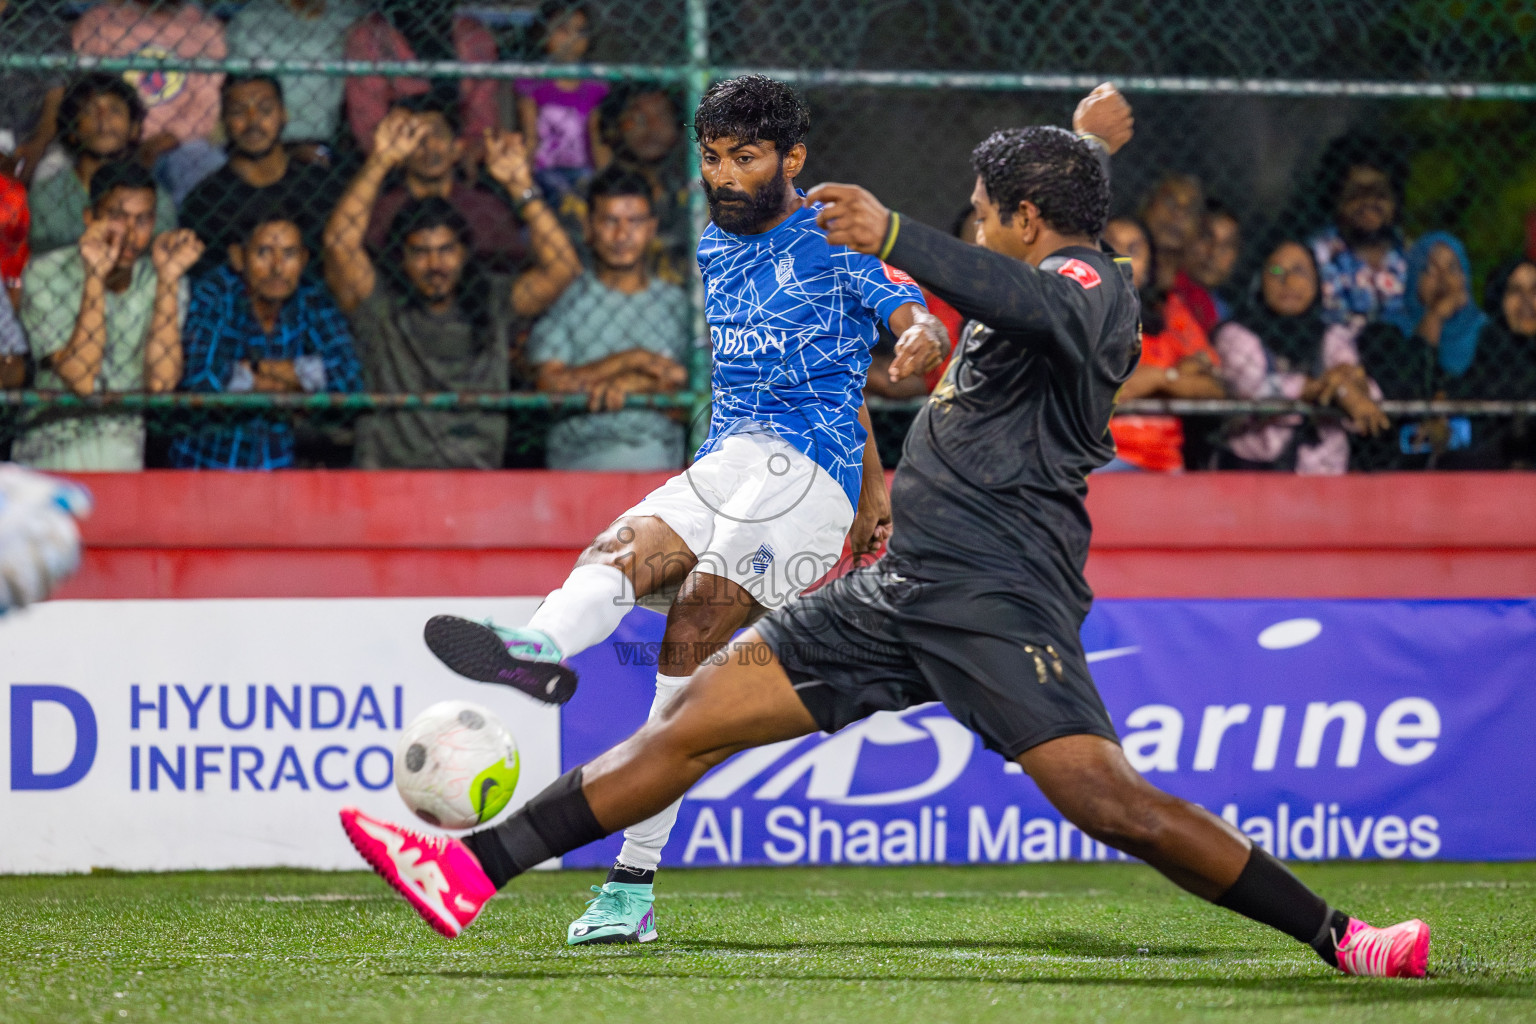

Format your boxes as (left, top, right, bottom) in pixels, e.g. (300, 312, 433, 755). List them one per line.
(0, 0, 1532, 473)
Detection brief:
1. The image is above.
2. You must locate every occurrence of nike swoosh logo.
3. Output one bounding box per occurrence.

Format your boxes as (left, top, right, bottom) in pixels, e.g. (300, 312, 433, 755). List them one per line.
(357, 818, 455, 926)
(476, 778, 498, 818)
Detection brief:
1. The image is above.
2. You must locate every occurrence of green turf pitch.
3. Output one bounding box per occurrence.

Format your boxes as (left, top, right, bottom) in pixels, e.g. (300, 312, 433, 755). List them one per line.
(2, 863, 1533, 1023)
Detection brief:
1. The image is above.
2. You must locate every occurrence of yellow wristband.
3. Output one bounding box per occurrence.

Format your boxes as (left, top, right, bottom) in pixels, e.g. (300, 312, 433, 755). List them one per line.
(878, 211, 901, 261)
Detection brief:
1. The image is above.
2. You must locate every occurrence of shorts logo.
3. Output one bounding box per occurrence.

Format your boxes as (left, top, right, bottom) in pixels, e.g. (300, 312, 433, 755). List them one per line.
(751, 544, 776, 574)
(775, 256, 796, 288)
(882, 262, 917, 286)
(1056, 258, 1101, 289)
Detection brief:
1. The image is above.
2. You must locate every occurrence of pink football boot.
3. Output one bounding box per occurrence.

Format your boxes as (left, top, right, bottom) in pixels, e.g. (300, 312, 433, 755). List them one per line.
(1334, 917, 1431, 978)
(340, 807, 496, 938)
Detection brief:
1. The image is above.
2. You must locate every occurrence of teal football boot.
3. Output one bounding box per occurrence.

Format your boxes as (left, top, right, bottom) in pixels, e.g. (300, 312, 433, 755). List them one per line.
(567, 882, 658, 945)
(423, 616, 579, 704)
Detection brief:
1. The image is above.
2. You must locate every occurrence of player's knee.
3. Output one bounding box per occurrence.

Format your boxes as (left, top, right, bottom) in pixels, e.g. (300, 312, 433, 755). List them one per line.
(664, 600, 732, 648)
(577, 529, 632, 568)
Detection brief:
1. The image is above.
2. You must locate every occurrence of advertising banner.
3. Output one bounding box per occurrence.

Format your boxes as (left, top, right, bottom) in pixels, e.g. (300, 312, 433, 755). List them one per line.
(562, 599, 1536, 868)
(4, 596, 1532, 873)
(0, 598, 559, 873)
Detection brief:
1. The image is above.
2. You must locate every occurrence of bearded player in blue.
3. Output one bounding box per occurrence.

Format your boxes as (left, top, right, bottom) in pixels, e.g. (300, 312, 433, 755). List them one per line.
(418, 75, 949, 944)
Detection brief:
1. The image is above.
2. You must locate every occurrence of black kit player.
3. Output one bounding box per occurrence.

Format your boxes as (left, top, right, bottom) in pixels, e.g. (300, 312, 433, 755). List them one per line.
(341, 87, 1430, 978)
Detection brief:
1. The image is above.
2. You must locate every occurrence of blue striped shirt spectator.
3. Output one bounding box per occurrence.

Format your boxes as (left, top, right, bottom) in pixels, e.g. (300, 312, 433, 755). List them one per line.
(171, 216, 362, 468)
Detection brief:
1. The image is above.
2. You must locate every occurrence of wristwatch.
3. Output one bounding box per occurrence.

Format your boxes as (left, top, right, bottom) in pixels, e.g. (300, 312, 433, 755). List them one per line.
(511, 187, 539, 216)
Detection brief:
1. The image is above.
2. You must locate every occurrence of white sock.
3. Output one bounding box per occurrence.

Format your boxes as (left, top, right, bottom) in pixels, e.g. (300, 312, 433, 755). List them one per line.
(526, 563, 632, 658)
(617, 672, 690, 873)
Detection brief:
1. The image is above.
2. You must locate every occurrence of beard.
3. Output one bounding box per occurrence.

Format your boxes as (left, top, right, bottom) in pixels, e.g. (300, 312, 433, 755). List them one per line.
(234, 137, 281, 162)
(703, 159, 790, 235)
(1340, 219, 1396, 248)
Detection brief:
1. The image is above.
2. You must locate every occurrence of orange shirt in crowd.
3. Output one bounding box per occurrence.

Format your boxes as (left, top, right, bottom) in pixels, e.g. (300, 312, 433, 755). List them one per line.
(1110, 291, 1218, 472)
(73, 1, 227, 143)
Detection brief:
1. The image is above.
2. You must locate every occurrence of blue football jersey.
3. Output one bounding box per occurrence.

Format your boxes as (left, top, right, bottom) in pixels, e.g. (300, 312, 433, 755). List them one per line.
(697, 199, 923, 507)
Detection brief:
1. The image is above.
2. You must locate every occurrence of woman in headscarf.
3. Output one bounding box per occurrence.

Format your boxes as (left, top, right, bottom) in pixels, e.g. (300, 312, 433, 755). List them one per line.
(1383, 232, 1487, 379)
(1357, 232, 1491, 467)
(1212, 238, 1389, 472)
(1430, 256, 1536, 468)
(1469, 256, 1536, 401)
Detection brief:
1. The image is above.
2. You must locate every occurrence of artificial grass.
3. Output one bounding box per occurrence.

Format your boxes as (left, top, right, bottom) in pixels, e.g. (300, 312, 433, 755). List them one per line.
(2, 861, 1532, 1023)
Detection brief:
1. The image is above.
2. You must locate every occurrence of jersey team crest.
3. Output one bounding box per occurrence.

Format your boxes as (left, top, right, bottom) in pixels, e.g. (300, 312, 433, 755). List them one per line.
(1056, 258, 1102, 289)
(751, 543, 776, 574)
(775, 255, 796, 287)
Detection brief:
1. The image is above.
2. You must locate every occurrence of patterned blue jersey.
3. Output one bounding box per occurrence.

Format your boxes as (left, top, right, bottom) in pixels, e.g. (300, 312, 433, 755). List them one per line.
(697, 199, 922, 507)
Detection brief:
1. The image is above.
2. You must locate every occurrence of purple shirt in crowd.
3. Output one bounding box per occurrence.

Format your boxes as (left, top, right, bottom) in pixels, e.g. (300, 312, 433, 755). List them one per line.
(516, 79, 608, 171)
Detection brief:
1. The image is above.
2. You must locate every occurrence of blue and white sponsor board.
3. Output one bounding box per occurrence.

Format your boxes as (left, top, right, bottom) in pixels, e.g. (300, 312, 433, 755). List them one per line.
(0, 598, 560, 873)
(3, 596, 1532, 873)
(563, 599, 1536, 869)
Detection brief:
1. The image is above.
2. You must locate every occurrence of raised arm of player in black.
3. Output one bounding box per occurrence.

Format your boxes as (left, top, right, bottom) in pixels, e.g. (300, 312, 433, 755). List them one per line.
(885, 218, 1076, 339)
(810, 185, 1112, 371)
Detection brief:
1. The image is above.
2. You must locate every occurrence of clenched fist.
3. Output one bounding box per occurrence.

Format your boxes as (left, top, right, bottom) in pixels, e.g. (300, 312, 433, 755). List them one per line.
(151, 228, 205, 282)
(806, 182, 891, 256)
(1073, 83, 1134, 155)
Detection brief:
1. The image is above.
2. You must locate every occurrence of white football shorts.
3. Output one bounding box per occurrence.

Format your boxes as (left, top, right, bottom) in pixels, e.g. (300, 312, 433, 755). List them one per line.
(626, 430, 856, 612)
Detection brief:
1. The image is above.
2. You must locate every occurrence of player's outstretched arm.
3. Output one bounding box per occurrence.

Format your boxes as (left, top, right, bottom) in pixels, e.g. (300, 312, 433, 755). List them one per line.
(810, 183, 1067, 342)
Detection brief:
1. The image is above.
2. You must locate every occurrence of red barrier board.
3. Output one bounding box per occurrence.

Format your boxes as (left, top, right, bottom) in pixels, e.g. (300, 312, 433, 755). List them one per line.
(54, 471, 1536, 600)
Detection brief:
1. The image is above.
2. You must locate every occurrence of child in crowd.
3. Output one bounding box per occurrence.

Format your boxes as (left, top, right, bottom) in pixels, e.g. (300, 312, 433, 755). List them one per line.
(515, 2, 608, 201)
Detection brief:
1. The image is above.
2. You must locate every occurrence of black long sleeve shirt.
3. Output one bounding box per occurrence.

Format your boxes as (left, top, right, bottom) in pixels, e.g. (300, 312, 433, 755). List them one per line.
(881, 218, 1140, 622)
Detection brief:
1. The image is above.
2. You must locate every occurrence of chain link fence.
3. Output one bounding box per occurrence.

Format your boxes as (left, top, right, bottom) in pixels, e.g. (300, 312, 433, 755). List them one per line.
(1, 0, 1534, 472)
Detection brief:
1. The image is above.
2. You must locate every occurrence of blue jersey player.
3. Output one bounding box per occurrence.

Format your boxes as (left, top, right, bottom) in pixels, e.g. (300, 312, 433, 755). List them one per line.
(423, 75, 948, 944)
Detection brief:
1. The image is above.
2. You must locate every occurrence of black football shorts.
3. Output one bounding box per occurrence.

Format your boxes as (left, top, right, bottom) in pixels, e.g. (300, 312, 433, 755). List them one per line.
(754, 564, 1119, 759)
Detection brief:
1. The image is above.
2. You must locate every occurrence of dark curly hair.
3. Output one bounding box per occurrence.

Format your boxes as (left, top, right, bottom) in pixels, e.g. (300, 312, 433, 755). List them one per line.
(220, 73, 285, 109)
(588, 166, 653, 212)
(232, 196, 303, 248)
(1317, 133, 1407, 207)
(692, 74, 810, 154)
(86, 160, 156, 210)
(971, 125, 1109, 237)
(58, 73, 145, 157)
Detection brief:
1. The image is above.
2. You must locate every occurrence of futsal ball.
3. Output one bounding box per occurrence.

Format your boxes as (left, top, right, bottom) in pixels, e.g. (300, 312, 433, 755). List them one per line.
(395, 700, 520, 829)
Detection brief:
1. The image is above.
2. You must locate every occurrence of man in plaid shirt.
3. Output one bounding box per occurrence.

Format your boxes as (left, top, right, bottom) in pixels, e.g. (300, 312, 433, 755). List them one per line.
(171, 206, 362, 468)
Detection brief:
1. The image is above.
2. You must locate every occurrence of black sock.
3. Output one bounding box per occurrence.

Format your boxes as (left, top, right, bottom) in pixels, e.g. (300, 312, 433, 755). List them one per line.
(606, 861, 656, 885)
(1215, 846, 1347, 967)
(463, 766, 609, 889)
(1310, 908, 1352, 968)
